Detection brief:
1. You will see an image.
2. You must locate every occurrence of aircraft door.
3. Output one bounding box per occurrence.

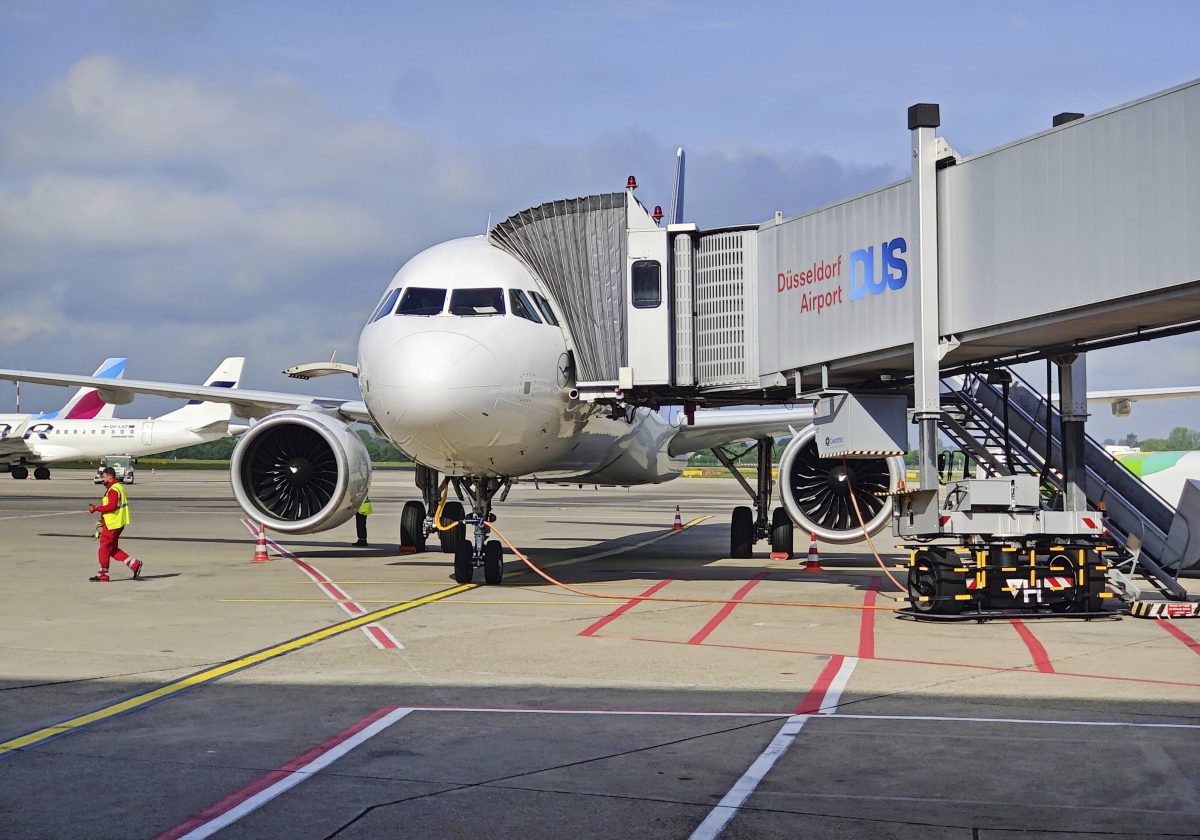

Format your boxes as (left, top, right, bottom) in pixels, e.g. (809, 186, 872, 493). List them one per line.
(142, 421, 154, 447)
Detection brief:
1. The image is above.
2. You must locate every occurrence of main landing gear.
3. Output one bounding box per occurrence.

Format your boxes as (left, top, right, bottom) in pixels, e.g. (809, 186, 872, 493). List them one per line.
(712, 437, 793, 560)
(7, 465, 49, 480)
(400, 466, 507, 585)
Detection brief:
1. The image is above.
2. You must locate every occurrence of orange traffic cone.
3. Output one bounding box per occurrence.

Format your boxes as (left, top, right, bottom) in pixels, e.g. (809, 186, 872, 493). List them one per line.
(252, 522, 271, 563)
(801, 532, 823, 572)
(672, 505, 683, 531)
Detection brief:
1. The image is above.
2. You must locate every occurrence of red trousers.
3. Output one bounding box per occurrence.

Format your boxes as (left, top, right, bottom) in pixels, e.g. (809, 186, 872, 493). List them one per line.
(98, 526, 129, 571)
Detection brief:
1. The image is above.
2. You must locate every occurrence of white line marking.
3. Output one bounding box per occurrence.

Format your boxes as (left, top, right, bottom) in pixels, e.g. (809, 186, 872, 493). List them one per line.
(0, 511, 83, 521)
(688, 714, 809, 840)
(178, 707, 413, 839)
(818, 656, 858, 714)
(400, 707, 1200, 729)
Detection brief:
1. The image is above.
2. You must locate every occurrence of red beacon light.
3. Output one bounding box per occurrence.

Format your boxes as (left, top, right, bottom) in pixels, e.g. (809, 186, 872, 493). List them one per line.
(626, 175, 637, 190)
(652, 205, 664, 224)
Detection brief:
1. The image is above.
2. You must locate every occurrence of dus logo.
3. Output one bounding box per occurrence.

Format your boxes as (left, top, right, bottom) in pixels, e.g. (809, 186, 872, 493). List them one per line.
(849, 237, 907, 301)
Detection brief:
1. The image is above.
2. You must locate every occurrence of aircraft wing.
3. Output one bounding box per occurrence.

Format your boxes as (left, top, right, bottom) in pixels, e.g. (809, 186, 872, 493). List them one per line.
(667, 405, 815, 456)
(1087, 386, 1200, 403)
(0, 369, 372, 424)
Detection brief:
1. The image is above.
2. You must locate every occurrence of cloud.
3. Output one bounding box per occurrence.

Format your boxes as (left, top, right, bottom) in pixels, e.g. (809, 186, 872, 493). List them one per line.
(0, 54, 930, 422)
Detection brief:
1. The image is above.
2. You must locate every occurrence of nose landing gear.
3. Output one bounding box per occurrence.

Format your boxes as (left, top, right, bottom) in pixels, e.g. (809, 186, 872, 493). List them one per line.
(449, 476, 509, 585)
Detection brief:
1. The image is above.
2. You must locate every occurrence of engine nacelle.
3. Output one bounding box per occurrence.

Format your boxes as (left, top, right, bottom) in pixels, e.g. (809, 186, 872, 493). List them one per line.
(778, 425, 905, 544)
(230, 410, 371, 534)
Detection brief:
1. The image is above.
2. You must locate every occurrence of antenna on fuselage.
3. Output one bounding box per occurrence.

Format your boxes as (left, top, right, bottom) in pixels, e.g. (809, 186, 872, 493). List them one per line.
(670, 147, 686, 224)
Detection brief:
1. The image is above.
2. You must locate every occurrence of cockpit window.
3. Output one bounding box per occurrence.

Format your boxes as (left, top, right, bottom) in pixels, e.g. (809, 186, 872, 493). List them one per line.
(509, 289, 542, 323)
(449, 288, 505, 316)
(531, 291, 560, 326)
(396, 287, 446, 316)
(368, 288, 401, 323)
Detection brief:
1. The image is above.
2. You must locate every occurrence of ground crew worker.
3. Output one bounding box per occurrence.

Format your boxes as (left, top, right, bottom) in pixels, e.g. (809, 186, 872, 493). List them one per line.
(353, 496, 372, 547)
(88, 466, 144, 582)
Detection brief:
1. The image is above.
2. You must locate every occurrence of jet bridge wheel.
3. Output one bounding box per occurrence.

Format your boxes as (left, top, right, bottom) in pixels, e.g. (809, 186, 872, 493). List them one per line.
(731, 506, 754, 559)
(400, 501, 426, 552)
(453, 540, 474, 584)
(439, 501, 465, 554)
(770, 507, 793, 558)
(483, 539, 504, 585)
(907, 549, 965, 615)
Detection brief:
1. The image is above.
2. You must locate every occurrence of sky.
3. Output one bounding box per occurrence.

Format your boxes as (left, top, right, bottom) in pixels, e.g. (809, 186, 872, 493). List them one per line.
(1, 0, 1198, 443)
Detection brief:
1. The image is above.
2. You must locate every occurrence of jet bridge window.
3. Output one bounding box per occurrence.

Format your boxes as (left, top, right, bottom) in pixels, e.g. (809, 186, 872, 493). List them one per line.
(509, 289, 542, 323)
(449, 288, 505, 316)
(368, 288, 402, 323)
(631, 260, 662, 309)
(396, 287, 447, 316)
(531, 291, 560, 326)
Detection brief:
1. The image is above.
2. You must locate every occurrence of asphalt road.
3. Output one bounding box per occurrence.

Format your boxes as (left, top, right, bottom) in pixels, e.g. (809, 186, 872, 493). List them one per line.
(1, 469, 1197, 839)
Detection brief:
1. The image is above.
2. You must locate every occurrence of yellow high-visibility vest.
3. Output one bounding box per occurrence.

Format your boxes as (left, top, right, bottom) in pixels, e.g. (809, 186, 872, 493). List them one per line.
(101, 482, 131, 530)
(357, 497, 373, 516)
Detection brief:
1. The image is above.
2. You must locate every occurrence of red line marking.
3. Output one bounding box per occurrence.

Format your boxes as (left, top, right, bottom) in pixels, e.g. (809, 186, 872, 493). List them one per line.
(687, 573, 768, 645)
(609, 634, 1200, 689)
(794, 655, 846, 714)
(858, 576, 881, 659)
(1158, 619, 1200, 657)
(366, 625, 398, 650)
(155, 705, 399, 840)
(578, 578, 678, 637)
(1009, 618, 1055, 673)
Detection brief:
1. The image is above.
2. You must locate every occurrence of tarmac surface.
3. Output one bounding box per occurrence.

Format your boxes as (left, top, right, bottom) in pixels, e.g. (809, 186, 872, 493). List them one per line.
(1, 468, 1198, 839)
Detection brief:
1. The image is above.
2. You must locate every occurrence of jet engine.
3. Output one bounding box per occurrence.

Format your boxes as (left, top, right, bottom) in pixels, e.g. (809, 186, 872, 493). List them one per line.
(230, 410, 371, 534)
(777, 425, 905, 544)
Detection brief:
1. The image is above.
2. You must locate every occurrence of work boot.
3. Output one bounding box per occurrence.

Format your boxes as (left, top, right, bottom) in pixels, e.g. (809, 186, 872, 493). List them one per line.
(131, 559, 143, 580)
(353, 540, 369, 547)
(89, 573, 110, 582)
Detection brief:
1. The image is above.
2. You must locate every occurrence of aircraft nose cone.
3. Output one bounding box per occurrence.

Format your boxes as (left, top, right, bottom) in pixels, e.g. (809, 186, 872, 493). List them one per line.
(377, 331, 498, 390)
(370, 331, 501, 433)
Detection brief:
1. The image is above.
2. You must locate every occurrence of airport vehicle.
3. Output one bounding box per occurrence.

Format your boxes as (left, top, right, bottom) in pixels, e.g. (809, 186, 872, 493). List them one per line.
(0, 358, 246, 480)
(93, 455, 135, 484)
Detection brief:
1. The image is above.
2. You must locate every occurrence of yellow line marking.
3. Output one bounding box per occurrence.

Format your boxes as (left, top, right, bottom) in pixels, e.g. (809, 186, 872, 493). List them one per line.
(0, 583, 474, 757)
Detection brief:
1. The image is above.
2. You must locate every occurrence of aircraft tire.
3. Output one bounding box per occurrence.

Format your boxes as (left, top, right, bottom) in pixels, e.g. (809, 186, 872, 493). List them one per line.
(770, 507, 793, 557)
(400, 500, 426, 552)
(731, 506, 754, 559)
(483, 539, 504, 585)
(439, 501, 465, 554)
(33, 466, 50, 480)
(11, 466, 28, 480)
(453, 540, 474, 584)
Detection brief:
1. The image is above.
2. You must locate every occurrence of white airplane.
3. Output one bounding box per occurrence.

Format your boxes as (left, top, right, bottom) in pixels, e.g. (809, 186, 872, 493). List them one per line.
(0, 193, 901, 582)
(0, 358, 246, 480)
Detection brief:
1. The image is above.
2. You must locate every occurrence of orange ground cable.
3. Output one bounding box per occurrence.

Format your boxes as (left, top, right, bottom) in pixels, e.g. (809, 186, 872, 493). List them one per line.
(487, 523, 896, 613)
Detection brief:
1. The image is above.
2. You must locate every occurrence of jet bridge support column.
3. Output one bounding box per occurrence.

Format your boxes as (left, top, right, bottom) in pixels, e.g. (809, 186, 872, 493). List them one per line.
(910, 104, 942, 490)
(1054, 353, 1089, 512)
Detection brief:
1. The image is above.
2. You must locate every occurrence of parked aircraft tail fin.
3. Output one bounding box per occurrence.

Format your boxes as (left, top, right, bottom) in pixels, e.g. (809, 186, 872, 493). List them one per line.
(155, 357, 244, 429)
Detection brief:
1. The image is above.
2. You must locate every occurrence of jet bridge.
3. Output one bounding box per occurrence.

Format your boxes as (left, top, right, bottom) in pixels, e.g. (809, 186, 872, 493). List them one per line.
(488, 78, 1199, 609)
(491, 79, 1199, 403)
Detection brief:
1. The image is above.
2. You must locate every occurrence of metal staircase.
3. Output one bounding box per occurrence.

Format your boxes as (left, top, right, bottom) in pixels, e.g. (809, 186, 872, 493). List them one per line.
(940, 369, 1191, 600)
